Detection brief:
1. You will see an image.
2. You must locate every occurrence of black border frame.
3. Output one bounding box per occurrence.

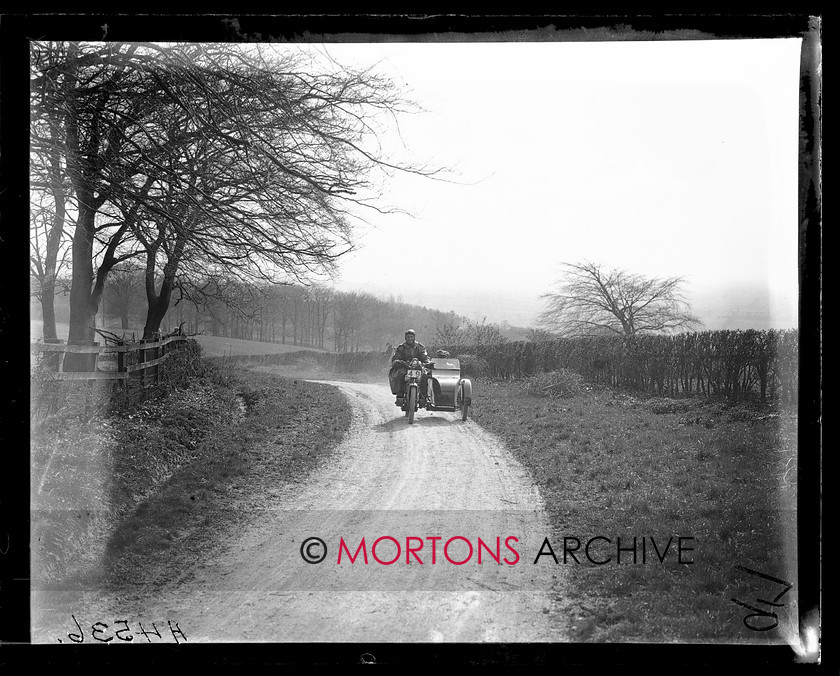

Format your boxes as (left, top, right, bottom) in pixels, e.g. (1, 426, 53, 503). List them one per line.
(1, 10, 823, 669)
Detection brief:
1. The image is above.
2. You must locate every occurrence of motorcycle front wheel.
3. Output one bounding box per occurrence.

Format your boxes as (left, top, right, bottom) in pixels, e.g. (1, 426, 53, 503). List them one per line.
(407, 387, 417, 424)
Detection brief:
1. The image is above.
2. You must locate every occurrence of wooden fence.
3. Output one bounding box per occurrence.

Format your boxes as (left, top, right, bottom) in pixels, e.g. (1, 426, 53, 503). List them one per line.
(36, 335, 188, 385)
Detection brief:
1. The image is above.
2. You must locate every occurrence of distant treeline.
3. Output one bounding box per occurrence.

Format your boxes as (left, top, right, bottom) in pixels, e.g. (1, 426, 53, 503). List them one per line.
(70, 273, 529, 351)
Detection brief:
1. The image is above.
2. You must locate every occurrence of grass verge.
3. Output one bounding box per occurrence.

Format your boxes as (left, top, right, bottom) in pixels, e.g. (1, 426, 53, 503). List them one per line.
(102, 367, 351, 593)
(31, 351, 351, 605)
(469, 379, 797, 642)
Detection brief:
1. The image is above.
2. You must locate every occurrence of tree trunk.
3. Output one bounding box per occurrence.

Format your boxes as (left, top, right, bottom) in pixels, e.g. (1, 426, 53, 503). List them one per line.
(142, 227, 187, 339)
(143, 276, 175, 339)
(39, 164, 67, 342)
(39, 279, 59, 342)
(63, 56, 114, 369)
(64, 205, 98, 370)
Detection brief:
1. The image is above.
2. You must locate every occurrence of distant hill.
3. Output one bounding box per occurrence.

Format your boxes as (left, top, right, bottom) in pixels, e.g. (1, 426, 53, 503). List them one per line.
(385, 285, 798, 332)
(690, 284, 798, 331)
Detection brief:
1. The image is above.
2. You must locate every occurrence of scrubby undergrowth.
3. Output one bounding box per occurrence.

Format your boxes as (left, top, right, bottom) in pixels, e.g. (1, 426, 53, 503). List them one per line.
(103, 368, 350, 591)
(31, 343, 351, 596)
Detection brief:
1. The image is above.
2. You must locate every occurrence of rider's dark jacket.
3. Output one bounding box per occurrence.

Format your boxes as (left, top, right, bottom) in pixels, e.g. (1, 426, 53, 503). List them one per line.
(391, 341, 431, 365)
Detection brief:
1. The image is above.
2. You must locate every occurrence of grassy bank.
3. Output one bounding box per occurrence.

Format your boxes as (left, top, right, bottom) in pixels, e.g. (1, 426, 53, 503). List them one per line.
(31, 349, 352, 598)
(104, 366, 351, 592)
(469, 377, 797, 642)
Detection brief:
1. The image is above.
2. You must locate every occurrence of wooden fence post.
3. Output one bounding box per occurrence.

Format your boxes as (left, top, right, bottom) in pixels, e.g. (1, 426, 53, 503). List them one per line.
(154, 340, 160, 383)
(138, 342, 147, 388)
(160, 339, 166, 383)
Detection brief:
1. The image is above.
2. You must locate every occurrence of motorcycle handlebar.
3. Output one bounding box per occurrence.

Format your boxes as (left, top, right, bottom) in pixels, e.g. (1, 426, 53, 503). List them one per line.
(392, 360, 434, 369)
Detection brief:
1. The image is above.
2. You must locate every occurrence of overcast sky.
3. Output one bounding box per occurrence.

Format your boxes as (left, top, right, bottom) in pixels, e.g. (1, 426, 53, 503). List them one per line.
(300, 39, 803, 330)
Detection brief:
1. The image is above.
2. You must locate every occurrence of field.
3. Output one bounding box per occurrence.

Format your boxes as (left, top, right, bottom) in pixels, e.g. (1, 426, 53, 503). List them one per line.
(468, 377, 798, 642)
(29, 320, 326, 357)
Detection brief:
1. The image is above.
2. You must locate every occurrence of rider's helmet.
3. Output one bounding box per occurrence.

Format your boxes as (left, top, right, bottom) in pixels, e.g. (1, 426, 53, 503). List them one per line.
(405, 329, 416, 341)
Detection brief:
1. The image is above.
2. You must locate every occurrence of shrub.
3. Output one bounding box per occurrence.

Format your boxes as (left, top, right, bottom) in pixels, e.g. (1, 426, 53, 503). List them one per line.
(296, 354, 324, 373)
(200, 349, 241, 389)
(158, 338, 205, 390)
(107, 339, 207, 413)
(457, 353, 490, 379)
(31, 361, 111, 423)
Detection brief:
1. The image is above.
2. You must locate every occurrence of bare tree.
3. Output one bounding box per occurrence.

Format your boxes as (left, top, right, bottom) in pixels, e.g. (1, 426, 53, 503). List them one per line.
(434, 322, 468, 347)
(102, 263, 145, 330)
(333, 291, 383, 352)
(29, 190, 73, 340)
(29, 47, 75, 342)
(30, 41, 441, 357)
(261, 283, 298, 345)
(31, 42, 171, 360)
(467, 317, 509, 349)
(308, 286, 334, 350)
(538, 261, 701, 338)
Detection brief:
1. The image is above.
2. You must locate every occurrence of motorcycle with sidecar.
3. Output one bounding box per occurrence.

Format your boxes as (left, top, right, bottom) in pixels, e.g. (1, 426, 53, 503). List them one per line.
(391, 356, 472, 424)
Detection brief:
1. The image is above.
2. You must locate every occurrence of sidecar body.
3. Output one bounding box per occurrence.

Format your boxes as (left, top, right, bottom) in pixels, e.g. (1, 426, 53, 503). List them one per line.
(427, 358, 472, 420)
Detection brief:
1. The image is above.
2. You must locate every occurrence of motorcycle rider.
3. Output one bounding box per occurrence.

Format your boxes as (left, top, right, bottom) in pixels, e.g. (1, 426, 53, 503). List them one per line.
(390, 329, 433, 404)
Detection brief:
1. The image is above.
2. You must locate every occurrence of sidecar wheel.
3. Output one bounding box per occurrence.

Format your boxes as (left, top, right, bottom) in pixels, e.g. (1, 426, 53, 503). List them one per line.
(408, 388, 417, 424)
(460, 384, 469, 421)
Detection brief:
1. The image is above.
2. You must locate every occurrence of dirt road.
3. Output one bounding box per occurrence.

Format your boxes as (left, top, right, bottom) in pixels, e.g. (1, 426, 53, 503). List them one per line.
(51, 379, 569, 643)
